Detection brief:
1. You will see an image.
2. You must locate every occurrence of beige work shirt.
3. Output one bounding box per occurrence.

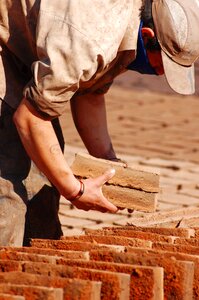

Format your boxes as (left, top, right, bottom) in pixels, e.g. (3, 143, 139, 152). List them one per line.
(0, 0, 142, 118)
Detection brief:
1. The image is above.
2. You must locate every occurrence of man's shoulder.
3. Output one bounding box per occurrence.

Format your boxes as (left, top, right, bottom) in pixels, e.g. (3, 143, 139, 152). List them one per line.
(76, 50, 135, 96)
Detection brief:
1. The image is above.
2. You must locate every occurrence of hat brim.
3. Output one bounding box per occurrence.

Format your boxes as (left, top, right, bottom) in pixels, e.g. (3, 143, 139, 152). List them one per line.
(161, 50, 195, 95)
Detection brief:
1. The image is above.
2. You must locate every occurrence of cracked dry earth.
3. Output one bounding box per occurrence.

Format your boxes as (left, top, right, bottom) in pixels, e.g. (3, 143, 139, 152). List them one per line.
(1, 69, 199, 299)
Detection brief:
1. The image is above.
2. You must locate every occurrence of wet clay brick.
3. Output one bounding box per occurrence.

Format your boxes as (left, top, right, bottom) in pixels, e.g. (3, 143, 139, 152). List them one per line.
(30, 239, 126, 252)
(174, 237, 199, 247)
(0, 247, 89, 261)
(0, 294, 25, 300)
(152, 242, 199, 255)
(71, 152, 159, 192)
(6, 247, 88, 259)
(85, 228, 175, 243)
(123, 207, 199, 227)
(97, 226, 195, 238)
(24, 262, 130, 300)
(0, 249, 55, 264)
(56, 259, 164, 300)
(0, 260, 21, 272)
(0, 272, 101, 300)
(0, 262, 130, 300)
(61, 235, 152, 248)
(0, 284, 63, 300)
(0, 248, 89, 264)
(121, 247, 199, 299)
(194, 228, 199, 238)
(89, 249, 194, 300)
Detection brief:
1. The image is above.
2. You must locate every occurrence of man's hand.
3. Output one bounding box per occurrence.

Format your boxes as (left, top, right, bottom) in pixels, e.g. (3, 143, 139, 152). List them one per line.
(71, 169, 118, 213)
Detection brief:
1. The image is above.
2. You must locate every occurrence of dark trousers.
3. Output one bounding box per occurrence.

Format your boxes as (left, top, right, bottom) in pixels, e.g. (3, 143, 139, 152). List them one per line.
(0, 99, 63, 246)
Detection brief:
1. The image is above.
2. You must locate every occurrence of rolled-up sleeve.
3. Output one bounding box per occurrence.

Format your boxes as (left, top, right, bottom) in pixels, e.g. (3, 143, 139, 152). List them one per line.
(24, 14, 105, 118)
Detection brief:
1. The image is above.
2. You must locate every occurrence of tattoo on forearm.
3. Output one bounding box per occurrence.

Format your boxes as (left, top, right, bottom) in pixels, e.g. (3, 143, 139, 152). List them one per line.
(50, 144, 62, 155)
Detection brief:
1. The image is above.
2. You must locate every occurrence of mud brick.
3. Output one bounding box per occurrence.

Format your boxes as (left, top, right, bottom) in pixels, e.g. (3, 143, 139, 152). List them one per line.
(0, 284, 63, 300)
(174, 237, 199, 247)
(152, 242, 199, 255)
(89, 249, 194, 300)
(121, 247, 199, 299)
(0, 294, 24, 300)
(71, 153, 158, 212)
(7, 262, 130, 300)
(84, 228, 175, 243)
(30, 239, 126, 252)
(0, 260, 21, 272)
(56, 259, 164, 300)
(0, 248, 89, 262)
(116, 207, 199, 227)
(61, 235, 152, 248)
(71, 152, 159, 192)
(178, 218, 199, 228)
(94, 226, 195, 238)
(0, 272, 101, 300)
(102, 184, 157, 212)
(194, 228, 199, 238)
(0, 247, 89, 261)
(0, 249, 55, 264)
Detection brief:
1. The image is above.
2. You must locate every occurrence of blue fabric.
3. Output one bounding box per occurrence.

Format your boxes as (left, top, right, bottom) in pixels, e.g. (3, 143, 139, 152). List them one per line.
(127, 22, 157, 75)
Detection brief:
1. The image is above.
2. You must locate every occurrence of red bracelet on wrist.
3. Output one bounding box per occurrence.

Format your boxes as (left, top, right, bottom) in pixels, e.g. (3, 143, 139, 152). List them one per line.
(68, 179, 85, 201)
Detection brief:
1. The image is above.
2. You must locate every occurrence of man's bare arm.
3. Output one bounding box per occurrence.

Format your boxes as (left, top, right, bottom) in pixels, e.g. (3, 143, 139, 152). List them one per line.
(13, 98, 117, 213)
(70, 93, 117, 160)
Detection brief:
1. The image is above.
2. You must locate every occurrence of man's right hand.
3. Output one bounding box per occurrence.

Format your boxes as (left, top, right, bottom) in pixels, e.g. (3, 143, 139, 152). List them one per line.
(70, 169, 118, 213)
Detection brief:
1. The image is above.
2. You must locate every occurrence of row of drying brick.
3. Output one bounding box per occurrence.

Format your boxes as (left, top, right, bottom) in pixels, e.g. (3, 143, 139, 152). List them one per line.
(0, 226, 199, 300)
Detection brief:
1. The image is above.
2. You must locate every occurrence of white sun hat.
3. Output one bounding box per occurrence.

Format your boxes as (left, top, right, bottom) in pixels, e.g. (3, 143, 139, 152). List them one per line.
(152, 0, 199, 94)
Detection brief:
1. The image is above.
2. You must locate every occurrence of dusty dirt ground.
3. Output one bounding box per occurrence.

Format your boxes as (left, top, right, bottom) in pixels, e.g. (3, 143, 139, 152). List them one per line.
(60, 62, 199, 163)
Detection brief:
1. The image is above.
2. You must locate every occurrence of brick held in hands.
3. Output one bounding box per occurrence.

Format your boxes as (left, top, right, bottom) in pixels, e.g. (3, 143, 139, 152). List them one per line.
(71, 152, 159, 212)
(102, 184, 158, 212)
(71, 152, 159, 192)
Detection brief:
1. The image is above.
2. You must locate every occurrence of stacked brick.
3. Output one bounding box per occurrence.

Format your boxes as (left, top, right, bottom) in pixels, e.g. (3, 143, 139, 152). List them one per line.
(71, 153, 160, 212)
(0, 225, 199, 299)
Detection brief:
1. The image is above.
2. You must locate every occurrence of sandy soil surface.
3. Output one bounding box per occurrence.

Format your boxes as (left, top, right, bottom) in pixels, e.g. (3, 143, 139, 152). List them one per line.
(60, 61, 199, 163)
